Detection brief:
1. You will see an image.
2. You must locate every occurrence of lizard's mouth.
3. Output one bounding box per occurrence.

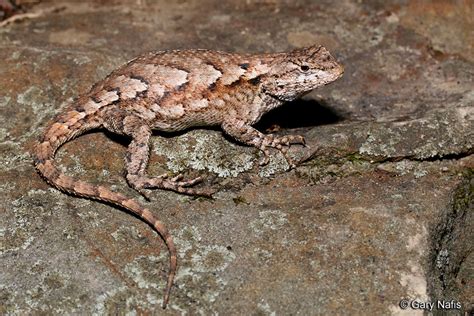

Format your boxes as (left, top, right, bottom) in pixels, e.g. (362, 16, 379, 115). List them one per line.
(335, 64, 344, 79)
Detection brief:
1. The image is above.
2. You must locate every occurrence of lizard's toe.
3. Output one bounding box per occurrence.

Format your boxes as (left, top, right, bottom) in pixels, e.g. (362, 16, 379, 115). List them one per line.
(258, 149, 271, 166)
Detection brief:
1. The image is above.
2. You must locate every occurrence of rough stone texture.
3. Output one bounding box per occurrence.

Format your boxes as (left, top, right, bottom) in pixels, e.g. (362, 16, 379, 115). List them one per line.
(1, 1, 472, 315)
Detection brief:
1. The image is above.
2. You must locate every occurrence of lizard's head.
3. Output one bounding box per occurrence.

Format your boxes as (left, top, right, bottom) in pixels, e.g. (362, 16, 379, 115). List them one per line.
(263, 45, 344, 102)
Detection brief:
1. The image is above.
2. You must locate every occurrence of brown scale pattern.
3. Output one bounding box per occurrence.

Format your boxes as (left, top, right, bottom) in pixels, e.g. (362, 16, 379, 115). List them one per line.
(33, 45, 344, 308)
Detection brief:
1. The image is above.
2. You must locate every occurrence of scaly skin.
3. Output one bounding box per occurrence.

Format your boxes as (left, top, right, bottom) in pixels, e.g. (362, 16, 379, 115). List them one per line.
(33, 45, 344, 308)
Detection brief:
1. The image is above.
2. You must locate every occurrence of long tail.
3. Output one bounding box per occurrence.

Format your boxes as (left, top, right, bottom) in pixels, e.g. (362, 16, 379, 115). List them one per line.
(33, 113, 176, 309)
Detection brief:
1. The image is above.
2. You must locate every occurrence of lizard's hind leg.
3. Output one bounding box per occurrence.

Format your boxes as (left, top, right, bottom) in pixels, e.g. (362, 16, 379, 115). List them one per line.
(107, 114, 211, 197)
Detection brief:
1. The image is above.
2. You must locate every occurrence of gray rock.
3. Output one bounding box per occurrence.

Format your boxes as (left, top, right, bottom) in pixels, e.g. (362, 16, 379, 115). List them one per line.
(1, 1, 472, 314)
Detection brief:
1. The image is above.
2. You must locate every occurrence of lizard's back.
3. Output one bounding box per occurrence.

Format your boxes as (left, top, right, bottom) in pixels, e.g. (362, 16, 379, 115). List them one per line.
(86, 49, 275, 132)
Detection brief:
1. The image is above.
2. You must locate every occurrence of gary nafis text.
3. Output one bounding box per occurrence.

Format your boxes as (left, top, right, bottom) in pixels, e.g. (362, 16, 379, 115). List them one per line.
(399, 299, 462, 311)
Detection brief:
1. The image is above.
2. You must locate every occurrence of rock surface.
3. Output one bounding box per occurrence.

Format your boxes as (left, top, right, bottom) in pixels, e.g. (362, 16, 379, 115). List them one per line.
(1, 0, 472, 315)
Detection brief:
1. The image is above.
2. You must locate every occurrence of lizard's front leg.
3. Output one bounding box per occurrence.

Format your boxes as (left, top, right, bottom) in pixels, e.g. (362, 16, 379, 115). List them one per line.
(222, 119, 306, 169)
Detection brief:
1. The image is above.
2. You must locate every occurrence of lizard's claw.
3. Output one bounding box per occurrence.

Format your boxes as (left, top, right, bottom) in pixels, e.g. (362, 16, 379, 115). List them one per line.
(258, 134, 306, 169)
(137, 188, 152, 201)
(128, 173, 208, 197)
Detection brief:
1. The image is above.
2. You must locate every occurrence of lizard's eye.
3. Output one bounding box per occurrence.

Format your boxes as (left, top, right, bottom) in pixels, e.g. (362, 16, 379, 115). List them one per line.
(300, 65, 309, 72)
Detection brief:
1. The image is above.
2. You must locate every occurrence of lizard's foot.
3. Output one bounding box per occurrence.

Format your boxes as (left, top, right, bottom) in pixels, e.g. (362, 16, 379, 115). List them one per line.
(258, 134, 306, 169)
(127, 174, 214, 198)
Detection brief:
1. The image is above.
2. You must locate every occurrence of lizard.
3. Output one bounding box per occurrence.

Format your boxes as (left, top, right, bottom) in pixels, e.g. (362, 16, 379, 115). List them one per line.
(33, 44, 344, 308)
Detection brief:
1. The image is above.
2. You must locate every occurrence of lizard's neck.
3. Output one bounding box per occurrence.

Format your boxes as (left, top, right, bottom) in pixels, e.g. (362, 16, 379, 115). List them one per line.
(261, 89, 285, 111)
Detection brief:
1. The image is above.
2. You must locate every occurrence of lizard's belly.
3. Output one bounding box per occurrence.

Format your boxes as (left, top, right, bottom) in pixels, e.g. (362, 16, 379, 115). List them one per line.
(146, 91, 263, 131)
(150, 111, 222, 132)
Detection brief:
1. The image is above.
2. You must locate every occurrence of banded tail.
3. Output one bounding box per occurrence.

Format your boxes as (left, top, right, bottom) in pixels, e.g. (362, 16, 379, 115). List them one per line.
(33, 111, 176, 309)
